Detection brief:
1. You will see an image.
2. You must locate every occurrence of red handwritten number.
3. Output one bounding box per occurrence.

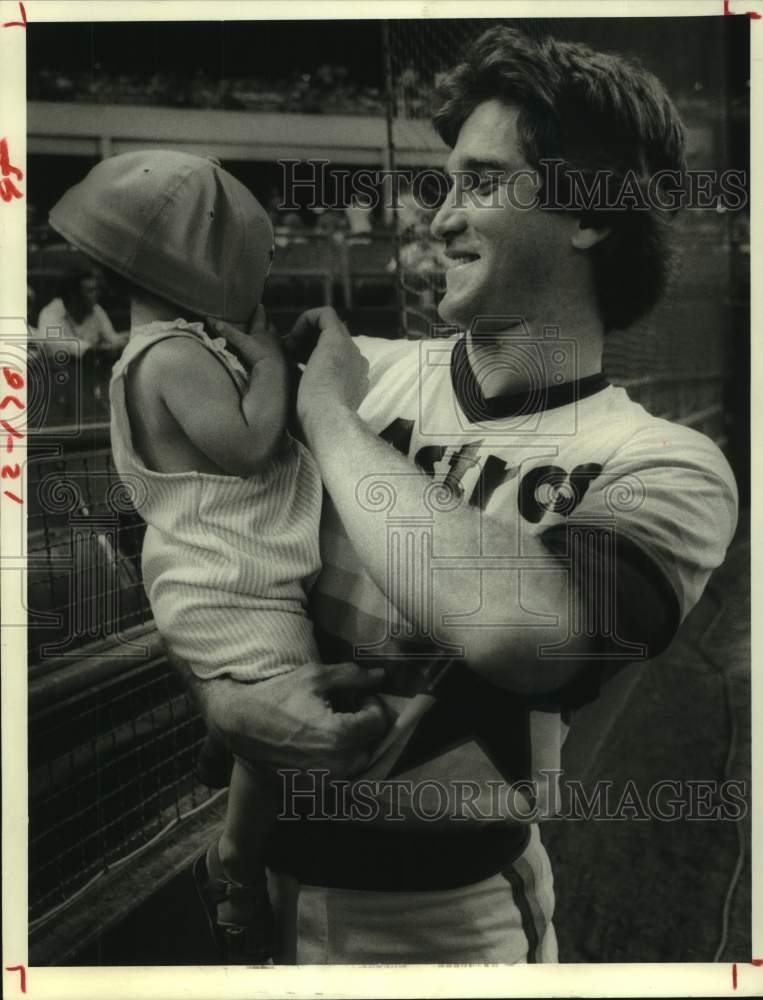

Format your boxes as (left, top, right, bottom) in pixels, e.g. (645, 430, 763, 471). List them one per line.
(2, 417, 23, 453)
(2, 2, 26, 28)
(1, 420, 22, 438)
(0, 366, 24, 503)
(0, 138, 24, 202)
(5, 965, 26, 993)
(2, 367, 23, 390)
(724, 0, 762, 17)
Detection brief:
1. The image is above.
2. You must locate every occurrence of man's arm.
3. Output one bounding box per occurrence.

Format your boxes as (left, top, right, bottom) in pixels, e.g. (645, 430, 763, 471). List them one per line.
(303, 396, 587, 694)
(95, 305, 128, 348)
(279, 310, 589, 694)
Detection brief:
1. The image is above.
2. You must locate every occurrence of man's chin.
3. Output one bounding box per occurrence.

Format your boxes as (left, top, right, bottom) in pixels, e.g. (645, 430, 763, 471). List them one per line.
(437, 293, 473, 329)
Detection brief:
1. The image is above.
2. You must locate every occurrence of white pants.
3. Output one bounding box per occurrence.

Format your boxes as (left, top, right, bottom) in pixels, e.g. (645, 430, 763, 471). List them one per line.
(269, 824, 557, 965)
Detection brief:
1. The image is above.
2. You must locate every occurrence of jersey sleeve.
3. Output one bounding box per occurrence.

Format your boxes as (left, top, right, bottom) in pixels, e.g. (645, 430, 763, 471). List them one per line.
(537, 420, 737, 710)
(562, 420, 738, 626)
(353, 335, 418, 388)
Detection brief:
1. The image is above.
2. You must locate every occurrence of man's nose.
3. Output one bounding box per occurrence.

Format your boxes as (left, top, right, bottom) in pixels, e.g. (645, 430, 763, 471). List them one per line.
(430, 189, 465, 241)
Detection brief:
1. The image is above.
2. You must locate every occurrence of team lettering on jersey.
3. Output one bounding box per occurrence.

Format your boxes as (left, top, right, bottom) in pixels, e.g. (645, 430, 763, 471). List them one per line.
(379, 416, 603, 522)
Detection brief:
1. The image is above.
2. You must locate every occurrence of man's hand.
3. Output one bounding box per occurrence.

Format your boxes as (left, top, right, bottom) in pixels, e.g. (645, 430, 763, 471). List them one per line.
(281, 305, 340, 364)
(173, 656, 390, 778)
(292, 307, 369, 426)
(209, 305, 282, 368)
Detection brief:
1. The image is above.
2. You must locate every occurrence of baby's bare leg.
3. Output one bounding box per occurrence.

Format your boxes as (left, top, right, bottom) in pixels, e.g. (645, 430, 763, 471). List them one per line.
(203, 760, 276, 962)
(218, 760, 277, 883)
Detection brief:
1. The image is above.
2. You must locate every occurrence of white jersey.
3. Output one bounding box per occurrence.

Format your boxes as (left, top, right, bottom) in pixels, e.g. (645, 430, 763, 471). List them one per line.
(309, 333, 738, 817)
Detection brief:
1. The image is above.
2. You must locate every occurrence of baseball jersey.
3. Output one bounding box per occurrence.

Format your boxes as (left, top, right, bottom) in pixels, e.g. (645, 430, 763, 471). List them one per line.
(307, 332, 738, 823)
(110, 319, 323, 682)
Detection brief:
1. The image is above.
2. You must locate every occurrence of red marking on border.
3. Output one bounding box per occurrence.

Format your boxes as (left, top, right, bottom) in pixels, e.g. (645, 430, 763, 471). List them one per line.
(0, 363, 25, 504)
(752, 958, 763, 966)
(1, 419, 23, 438)
(0, 138, 24, 201)
(2, 366, 24, 390)
(5, 965, 26, 993)
(724, 0, 762, 17)
(2, 2, 26, 28)
(733, 963, 738, 989)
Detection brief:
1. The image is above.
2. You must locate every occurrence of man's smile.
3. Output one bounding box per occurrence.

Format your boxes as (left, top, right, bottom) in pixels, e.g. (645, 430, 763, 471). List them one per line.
(444, 248, 482, 271)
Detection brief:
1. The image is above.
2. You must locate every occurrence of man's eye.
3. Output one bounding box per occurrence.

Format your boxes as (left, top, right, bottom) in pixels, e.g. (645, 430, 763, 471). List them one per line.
(476, 175, 500, 192)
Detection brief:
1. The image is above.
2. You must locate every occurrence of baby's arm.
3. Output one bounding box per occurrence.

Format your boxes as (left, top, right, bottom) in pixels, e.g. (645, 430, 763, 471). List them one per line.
(143, 311, 289, 477)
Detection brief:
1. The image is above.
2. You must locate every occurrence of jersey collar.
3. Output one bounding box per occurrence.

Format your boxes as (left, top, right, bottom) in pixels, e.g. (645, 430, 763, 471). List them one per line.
(450, 334, 610, 424)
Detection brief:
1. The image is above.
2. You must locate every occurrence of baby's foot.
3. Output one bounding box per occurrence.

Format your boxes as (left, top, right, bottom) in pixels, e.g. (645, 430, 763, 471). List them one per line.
(194, 840, 274, 964)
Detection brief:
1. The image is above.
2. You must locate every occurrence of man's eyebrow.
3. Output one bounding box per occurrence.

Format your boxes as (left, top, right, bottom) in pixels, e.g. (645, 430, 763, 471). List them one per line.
(446, 157, 511, 178)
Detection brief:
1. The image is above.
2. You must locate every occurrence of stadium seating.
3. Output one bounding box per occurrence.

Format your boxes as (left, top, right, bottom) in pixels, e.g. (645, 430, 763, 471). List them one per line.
(341, 232, 398, 310)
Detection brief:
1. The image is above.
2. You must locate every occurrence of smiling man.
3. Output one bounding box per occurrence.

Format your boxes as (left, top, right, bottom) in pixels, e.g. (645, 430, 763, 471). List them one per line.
(191, 26, 738, 964)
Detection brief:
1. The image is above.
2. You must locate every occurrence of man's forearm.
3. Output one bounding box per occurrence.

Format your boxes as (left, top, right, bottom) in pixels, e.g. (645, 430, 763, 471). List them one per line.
(302, 399, 590, 693)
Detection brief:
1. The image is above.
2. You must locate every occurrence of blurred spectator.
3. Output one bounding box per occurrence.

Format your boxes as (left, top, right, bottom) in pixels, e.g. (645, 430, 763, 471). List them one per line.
(345, 195, 374, 234)
(313, 206, 349, 237)
(266, 186, 286, 226)
(280, 211, 304, 231)
(34, 267, 127, 355)
(395, 183, 446, 334)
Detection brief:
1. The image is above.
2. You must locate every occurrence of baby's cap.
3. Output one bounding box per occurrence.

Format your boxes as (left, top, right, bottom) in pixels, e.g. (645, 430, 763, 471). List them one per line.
(49, 150, 274, 323)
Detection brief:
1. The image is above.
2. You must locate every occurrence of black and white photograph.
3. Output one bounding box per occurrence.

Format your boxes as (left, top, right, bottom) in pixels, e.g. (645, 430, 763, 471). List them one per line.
(0, 0, 756, 994)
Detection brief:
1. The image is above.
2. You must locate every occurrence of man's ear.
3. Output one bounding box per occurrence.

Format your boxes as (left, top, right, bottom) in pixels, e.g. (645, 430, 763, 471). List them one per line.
(571, 218, 611, 250)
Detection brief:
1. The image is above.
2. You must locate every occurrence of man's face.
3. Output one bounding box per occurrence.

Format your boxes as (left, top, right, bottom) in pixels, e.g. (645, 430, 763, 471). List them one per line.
(431, 99, 578, 330)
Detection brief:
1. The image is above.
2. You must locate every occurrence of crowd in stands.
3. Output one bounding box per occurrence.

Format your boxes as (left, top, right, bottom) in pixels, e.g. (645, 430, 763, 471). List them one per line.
(28, 60, 451, 119)
(29, 64, 388, 116)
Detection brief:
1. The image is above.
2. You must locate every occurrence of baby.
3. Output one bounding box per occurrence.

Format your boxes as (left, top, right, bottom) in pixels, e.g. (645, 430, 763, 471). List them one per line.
(48, 149, 333, 963)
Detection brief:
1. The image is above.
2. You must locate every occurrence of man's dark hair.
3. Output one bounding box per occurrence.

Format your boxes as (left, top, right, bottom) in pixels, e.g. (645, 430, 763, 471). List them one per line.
(57, 266, 101, 322)
(432, 27, 687, 332)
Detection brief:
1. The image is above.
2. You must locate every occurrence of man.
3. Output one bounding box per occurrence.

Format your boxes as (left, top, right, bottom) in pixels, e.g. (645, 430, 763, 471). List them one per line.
(34, 267, 127, 355)
(186, 27, 738, 963)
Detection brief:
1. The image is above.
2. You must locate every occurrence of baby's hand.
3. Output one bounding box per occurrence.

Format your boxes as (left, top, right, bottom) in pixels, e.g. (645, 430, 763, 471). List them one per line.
(208, 306, 283, 368)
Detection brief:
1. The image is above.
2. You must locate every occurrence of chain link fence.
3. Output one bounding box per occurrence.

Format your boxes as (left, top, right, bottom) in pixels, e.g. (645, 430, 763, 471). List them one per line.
(27, 427, 215, 929)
